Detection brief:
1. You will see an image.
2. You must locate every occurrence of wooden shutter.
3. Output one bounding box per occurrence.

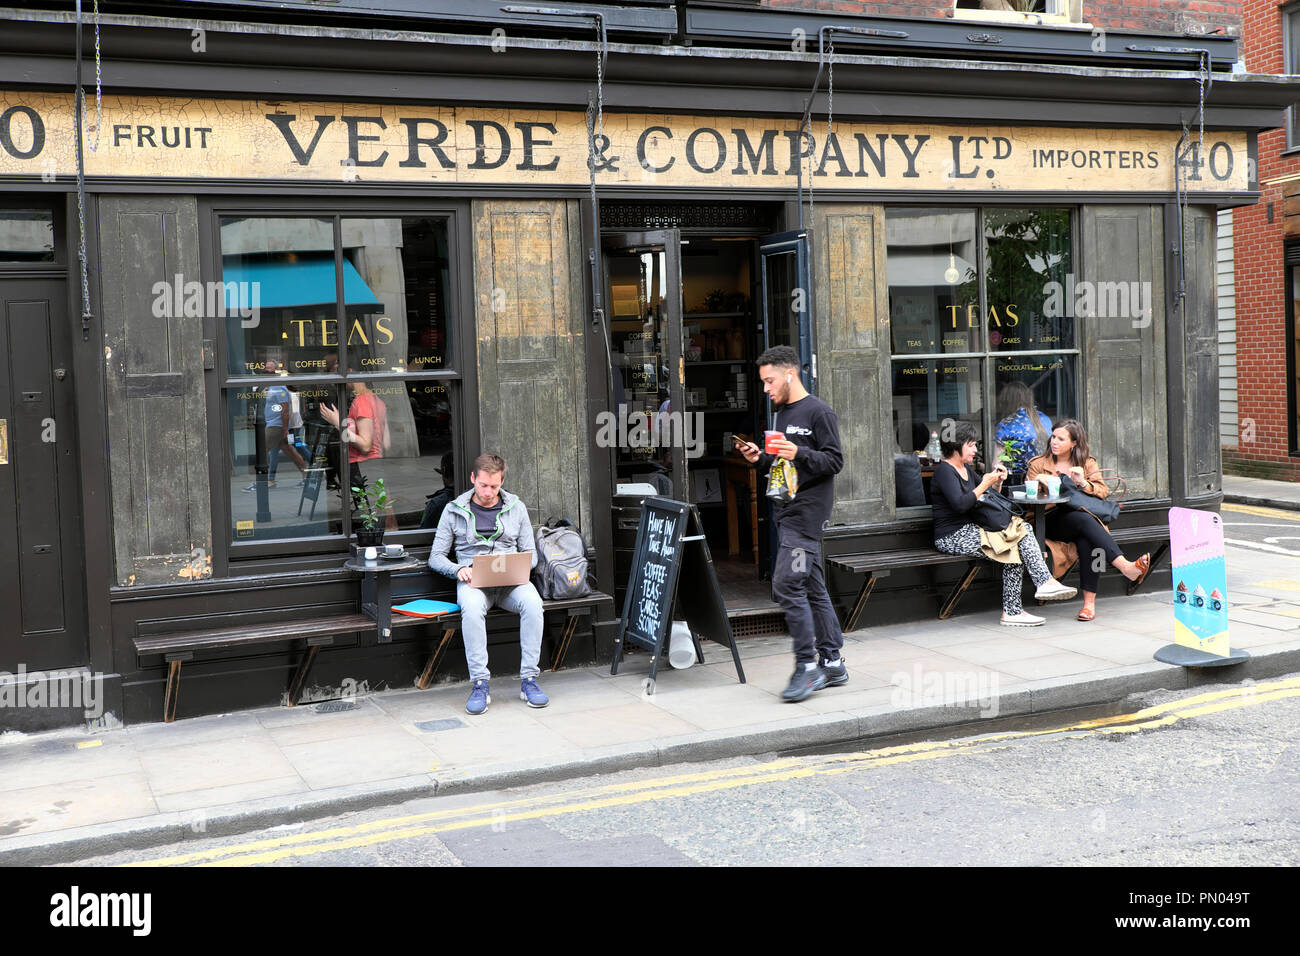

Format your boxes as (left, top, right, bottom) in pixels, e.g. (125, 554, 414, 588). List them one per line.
(1179, 206, 1222, 497)
(99, 196, 213, 585)
(472, 200, 590, 532)
(811, 203, 893, 525)
(1081, 205, 1168, 500)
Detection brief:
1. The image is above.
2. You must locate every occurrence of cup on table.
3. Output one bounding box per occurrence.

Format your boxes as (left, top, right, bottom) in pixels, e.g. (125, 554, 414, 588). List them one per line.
(383, 543, 403, 558)
(363, 546, 378, 561)
(764, 430, 783, 454)
(1024, 478, 1040, 498)
(1043, 475, 1062, 498)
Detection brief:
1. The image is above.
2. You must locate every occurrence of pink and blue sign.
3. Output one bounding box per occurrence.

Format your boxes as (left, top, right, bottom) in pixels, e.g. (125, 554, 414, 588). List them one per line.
(1168, 507, 1229, 657)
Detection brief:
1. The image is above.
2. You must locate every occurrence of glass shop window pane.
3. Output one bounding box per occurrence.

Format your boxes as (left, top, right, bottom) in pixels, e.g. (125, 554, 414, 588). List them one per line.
(0, 210, 54, 262)
(891, 357, 984, 506)
(341, 218, 452, 374)
(993, 354, 1079, 481)
(982, 207, 1073, 352)
(219, 216, 338, 377)
(886, 208, 979, 356)
(227, 381, 343, 542)
(339, 380, 457, 533)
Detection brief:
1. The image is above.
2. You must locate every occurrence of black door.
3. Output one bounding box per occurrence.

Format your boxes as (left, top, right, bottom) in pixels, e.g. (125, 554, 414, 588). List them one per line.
(759, 230, 813, 389)
(0, 277, 87, 670)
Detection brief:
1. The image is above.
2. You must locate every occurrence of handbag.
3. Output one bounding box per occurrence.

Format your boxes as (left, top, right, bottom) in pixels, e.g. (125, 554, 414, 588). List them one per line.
(1058, 474, 1121, 524)
(971, 487, 1023, 532)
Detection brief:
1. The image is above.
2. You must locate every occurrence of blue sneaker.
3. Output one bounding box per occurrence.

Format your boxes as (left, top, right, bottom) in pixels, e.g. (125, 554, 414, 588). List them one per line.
(465, 679, 490, 715)
(520, 678, 549, 708)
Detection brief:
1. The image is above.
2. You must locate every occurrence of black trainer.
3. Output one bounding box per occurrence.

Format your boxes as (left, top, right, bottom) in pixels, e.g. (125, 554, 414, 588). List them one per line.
(781, 665, 827, 702)
(820, 656, 848, 687)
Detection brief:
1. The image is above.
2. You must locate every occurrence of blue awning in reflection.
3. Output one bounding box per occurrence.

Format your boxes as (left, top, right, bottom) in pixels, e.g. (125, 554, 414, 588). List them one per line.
(222, 253, 382, 310)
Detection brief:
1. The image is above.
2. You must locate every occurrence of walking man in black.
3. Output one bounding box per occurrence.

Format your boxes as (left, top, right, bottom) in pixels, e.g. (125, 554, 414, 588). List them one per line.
(736, 346, 846, 702)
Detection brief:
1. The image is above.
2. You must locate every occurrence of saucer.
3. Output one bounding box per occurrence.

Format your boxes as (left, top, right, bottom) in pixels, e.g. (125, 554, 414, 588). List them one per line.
(379, 549, 409, 560)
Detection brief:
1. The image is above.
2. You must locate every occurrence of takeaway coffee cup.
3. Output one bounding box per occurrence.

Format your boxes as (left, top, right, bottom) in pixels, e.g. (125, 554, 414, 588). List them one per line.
(1043, 475, 1062, 498)
(1024, 478, 1040, 498)
(764, 430, 783, 454)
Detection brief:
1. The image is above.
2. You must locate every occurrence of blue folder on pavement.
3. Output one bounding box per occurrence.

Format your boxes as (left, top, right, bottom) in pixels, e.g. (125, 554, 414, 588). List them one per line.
(392, 599, 460, 618)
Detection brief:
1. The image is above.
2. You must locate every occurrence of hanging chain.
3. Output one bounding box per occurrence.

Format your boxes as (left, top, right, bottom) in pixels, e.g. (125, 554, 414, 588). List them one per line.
(78, 0, 101, 152)
(827, 37, 834, 158)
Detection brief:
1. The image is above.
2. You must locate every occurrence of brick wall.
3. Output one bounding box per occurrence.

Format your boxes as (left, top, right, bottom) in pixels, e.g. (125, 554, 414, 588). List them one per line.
(761, 1, 1242, 36)
(1224, 0, 1300, 479)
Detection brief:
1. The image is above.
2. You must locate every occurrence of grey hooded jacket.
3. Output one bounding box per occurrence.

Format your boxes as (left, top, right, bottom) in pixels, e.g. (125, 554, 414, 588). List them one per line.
(428, 489, 537, 579)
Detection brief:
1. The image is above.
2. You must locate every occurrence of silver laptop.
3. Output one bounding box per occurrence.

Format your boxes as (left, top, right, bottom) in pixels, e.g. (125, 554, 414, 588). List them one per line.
(470, 552, 532, 588)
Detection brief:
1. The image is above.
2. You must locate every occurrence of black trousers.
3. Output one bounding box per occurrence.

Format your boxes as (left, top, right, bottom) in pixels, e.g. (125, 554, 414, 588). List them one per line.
(771, 523, 843, 666)
(1046, 508, 1122, 593)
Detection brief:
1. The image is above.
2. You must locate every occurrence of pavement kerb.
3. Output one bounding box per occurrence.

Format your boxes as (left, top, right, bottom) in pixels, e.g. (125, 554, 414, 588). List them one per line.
(1223, 493, 1300, 513)
(4, 639, 1300, 866)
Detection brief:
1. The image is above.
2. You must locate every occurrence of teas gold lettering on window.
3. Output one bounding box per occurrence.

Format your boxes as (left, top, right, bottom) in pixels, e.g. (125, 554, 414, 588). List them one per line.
(289, 317, 394, 347)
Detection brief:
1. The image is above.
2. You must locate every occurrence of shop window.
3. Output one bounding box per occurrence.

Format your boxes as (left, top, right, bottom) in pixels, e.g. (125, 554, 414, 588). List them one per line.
(0, 210, 54, 262)
(953, 2, 1077, 24)
(887, 207, 1079, 509)
(220, 214, 459, 547)
(1286, 5, 1300, 151)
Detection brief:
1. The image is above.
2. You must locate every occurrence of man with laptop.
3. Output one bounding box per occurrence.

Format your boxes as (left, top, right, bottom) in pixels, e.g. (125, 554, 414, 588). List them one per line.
(428, 452, 549, 715)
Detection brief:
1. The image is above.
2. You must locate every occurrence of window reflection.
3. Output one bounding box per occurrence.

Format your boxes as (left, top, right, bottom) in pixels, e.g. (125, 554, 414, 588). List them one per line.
(983, 208, 1073, 352)
(887, 208, 978, 356)
(0, 211, 54, 262)
(343, 218, 451, 373)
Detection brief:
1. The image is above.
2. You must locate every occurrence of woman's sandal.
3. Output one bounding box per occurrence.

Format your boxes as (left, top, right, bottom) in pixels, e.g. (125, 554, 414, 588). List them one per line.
(1077, 606, 1096, 622)
(1133, 553, 1152, 589)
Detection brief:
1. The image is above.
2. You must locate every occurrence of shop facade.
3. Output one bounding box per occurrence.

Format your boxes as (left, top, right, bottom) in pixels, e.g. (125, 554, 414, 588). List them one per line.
(0, 1, 1293, 727)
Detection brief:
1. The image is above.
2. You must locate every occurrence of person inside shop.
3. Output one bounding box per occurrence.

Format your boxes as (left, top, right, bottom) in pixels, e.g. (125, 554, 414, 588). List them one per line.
(931, 420, 1077, 626)
(427, 453, 549, 715)
(319, 377, 391, 525)
(734, 345, 846, 703)
(994, 381, 1052, 483)
(420, 451, 457, 530)
(894, 421, 930, 507)
(1025, 419, 1152, 622)
(243, 359, 307, 493)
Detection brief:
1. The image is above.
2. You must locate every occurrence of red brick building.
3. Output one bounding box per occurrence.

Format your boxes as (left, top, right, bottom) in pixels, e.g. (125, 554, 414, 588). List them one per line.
(1226, 1, 1300, 479)
(764, 1, 1241, 36)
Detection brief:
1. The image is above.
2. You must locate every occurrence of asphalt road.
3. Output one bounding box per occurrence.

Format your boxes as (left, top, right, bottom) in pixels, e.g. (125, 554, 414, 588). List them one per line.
(77, 671, 1300, 868)
(1221, 502, 1300, 557)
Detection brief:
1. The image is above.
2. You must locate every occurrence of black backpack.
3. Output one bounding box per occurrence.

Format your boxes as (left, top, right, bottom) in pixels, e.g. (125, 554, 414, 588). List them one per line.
(533, 518, 594, 600)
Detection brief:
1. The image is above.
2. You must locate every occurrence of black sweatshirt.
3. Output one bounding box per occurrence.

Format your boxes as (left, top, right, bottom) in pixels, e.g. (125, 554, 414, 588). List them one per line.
(759, 394, 843, 539)
(930, 460, 982, 540)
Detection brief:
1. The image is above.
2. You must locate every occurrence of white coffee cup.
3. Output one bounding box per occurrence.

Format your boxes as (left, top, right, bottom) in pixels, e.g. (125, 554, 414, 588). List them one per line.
(1024, 478, 1039, 497)
(1043, 475, 1062, 497)
(364, 546, 378, 561)
(383, 543, 403, 557)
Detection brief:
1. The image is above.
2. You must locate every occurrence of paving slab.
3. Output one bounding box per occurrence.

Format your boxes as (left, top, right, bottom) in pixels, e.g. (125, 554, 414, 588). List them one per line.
(4, 578, 1300, 865)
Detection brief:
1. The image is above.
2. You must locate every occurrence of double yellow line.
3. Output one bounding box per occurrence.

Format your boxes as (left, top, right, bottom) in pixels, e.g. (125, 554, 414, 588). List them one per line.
(130, 676, 1300, 867)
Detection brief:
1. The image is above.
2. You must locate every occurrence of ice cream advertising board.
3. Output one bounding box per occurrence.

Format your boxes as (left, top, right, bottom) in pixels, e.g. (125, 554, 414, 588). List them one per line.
(1169, 507, 1229, 658)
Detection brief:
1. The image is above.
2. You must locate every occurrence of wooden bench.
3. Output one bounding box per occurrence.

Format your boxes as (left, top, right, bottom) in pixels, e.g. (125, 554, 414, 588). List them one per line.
(133, 591, 611, 722)
(829, 523, 1172, 632)
(828, 548, 984, 632)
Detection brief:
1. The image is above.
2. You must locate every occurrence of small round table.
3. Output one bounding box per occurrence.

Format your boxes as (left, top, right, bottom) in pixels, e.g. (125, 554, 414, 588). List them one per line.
(1010, 488, 1072, 560)
(344, 554, 424, 642)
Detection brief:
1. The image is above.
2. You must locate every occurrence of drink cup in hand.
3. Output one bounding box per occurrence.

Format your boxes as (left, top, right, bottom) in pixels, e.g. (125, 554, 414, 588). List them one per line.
(764, 430, 783, 454)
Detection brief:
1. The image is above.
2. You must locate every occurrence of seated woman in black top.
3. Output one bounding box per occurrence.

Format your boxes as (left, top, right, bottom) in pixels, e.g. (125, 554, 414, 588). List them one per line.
(930, 421, 1076, 626)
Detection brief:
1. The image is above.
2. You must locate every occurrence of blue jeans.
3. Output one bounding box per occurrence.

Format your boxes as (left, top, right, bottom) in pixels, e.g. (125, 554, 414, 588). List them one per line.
(456, 581, 544, 682)
(771, 525, 843, 666)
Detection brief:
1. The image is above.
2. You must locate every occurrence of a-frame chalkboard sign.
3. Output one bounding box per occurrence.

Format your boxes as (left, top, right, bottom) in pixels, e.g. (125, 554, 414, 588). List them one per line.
(612, 497, 746, 689)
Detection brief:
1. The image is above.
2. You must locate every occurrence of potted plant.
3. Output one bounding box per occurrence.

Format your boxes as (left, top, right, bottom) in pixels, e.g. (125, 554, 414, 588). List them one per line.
(351, 475, 390, 547)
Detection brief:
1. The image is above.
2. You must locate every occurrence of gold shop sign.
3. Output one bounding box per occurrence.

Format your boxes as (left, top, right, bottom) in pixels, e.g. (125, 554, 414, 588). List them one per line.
(0, 91, 1250, 192)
